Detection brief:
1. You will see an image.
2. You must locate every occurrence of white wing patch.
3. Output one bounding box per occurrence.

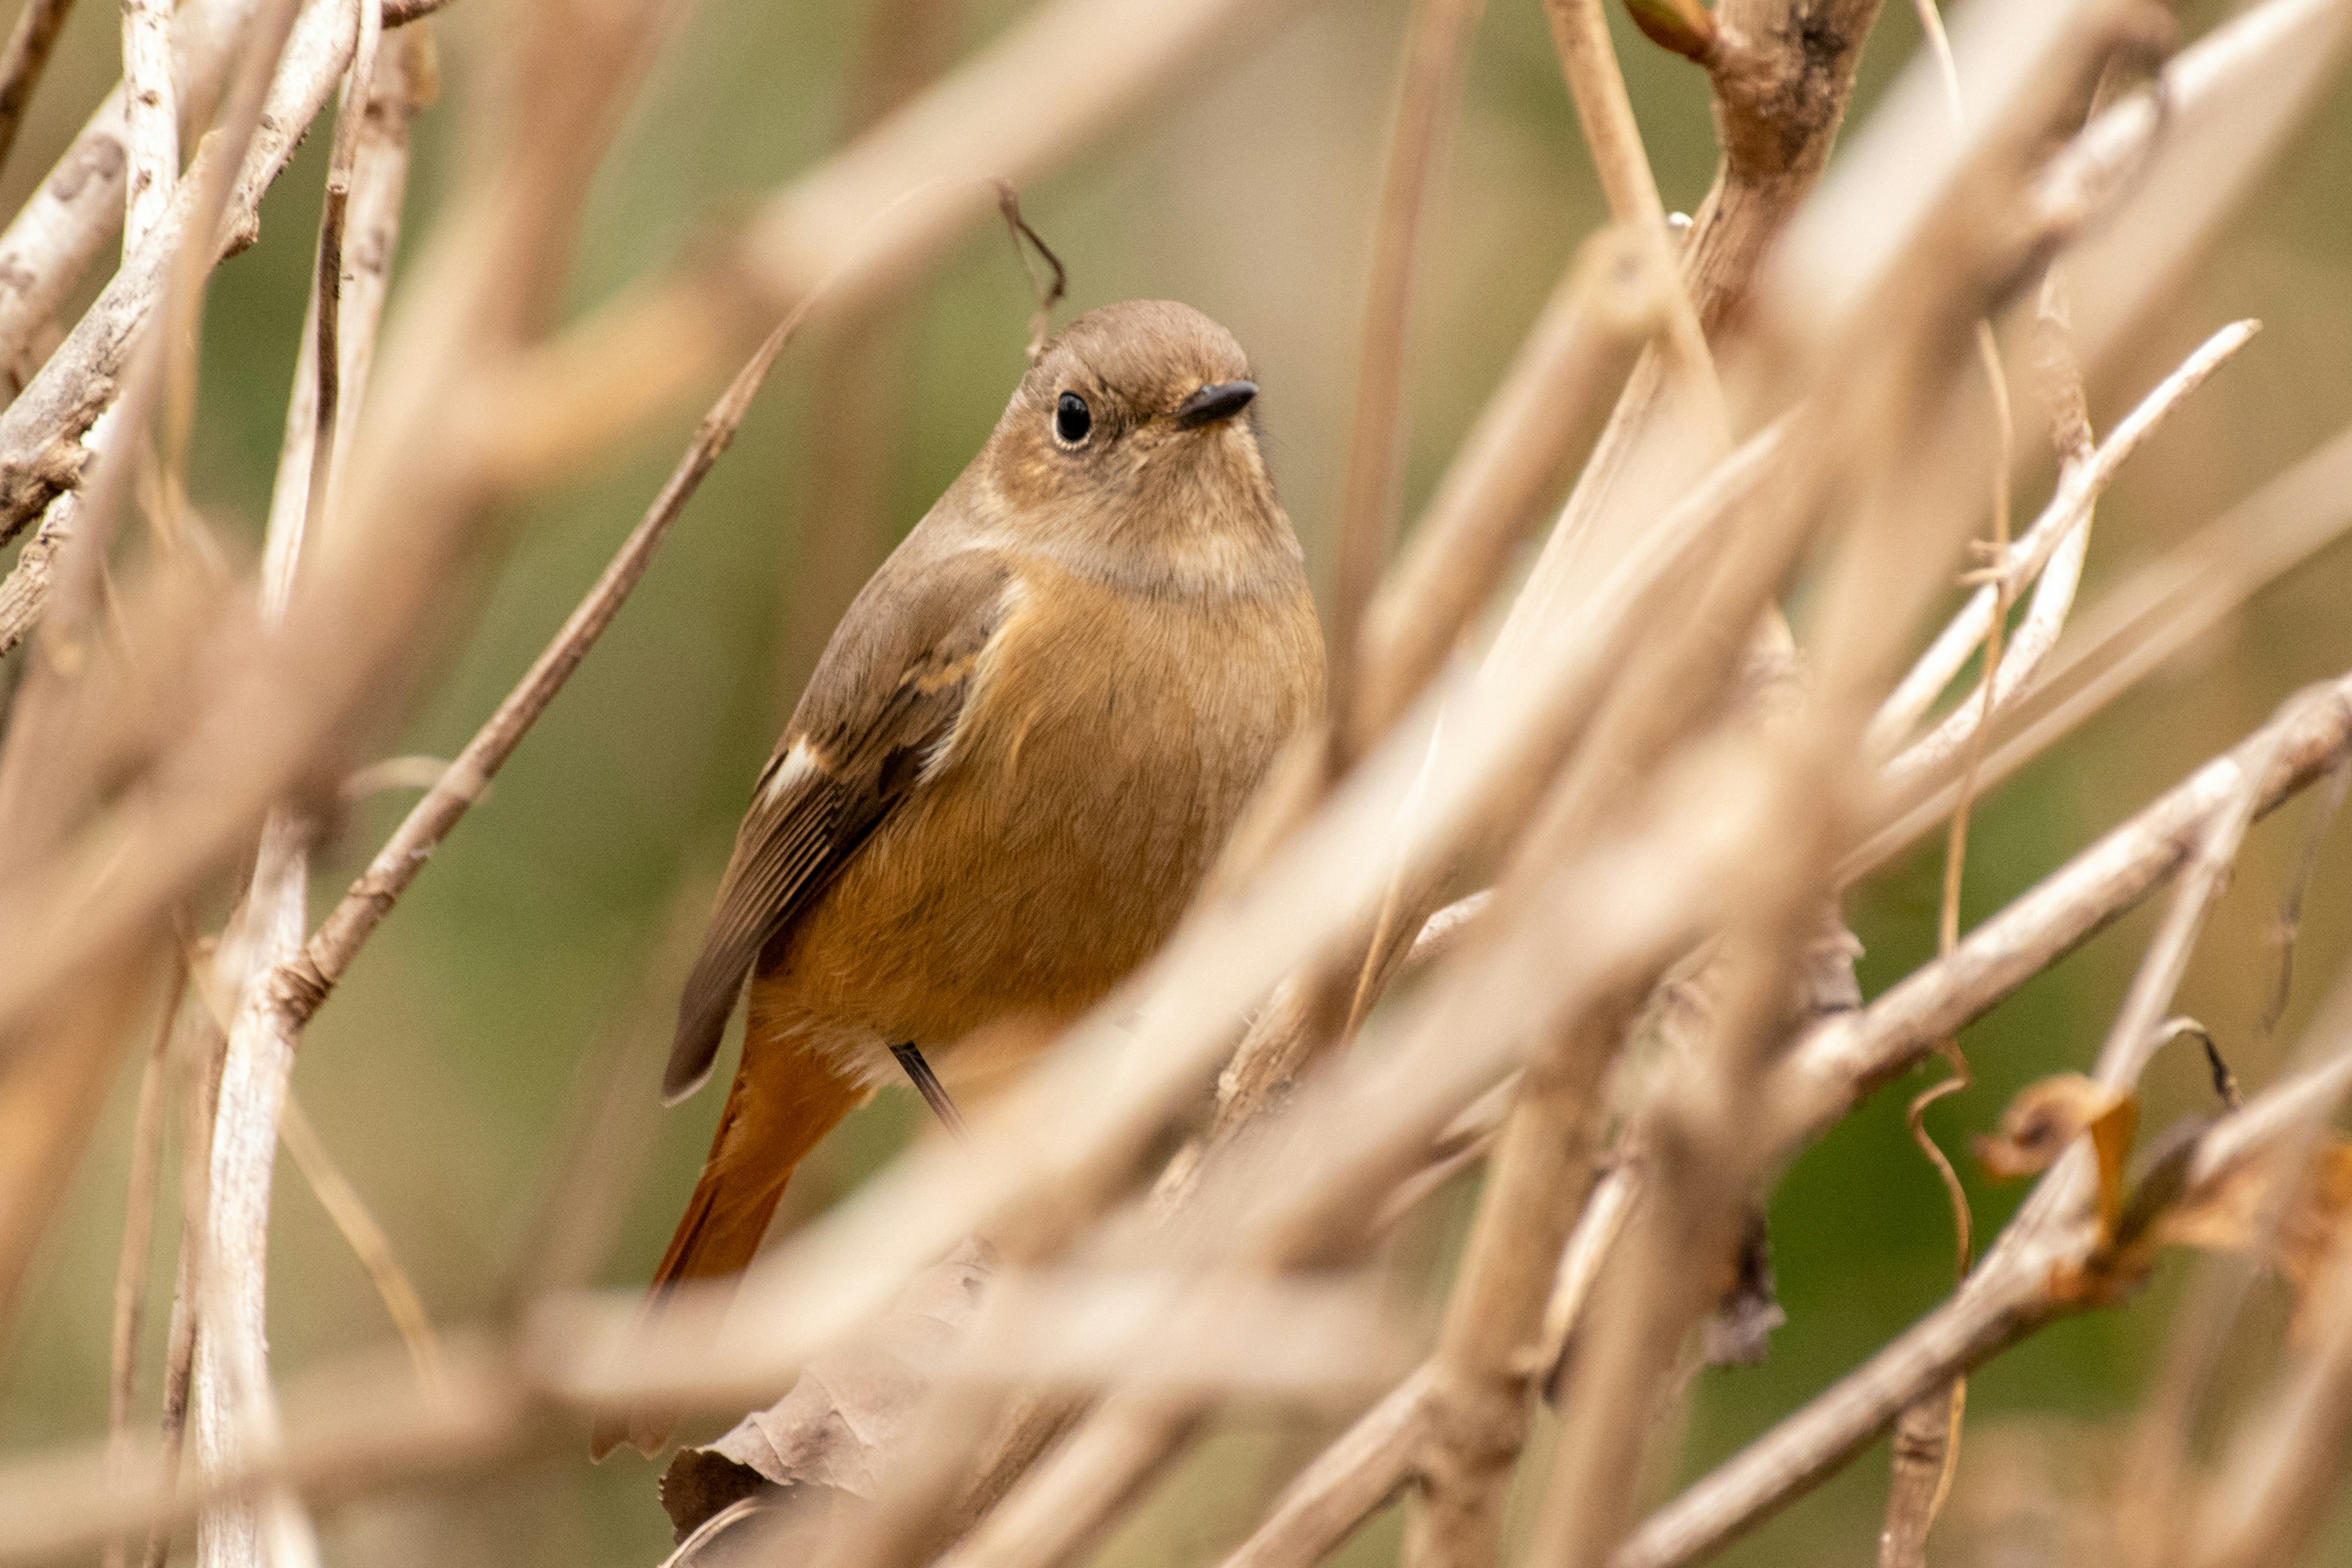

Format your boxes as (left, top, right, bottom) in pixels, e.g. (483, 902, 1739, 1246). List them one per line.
(763, 739, 823, 808)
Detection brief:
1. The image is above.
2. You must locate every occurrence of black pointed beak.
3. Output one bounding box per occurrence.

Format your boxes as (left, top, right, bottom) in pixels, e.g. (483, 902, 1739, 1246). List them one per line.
(1173, 379, 1258, 429)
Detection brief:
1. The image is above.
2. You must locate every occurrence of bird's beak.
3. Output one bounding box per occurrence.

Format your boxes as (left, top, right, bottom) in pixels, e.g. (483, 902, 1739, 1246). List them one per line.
(1173, 380, 1258, 429)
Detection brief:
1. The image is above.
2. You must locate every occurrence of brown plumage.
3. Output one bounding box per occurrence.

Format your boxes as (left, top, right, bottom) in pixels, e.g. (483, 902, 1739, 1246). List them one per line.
(595, 301, 1323, 1458)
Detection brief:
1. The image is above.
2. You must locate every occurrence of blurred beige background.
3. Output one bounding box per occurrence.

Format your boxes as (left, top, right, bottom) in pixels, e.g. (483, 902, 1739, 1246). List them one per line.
(1, 0, 2348, 1562)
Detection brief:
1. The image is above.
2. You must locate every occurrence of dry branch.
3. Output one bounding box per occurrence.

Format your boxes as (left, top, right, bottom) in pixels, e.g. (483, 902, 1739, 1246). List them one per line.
(1618, 1005, 2352, 1568)
(1855, 415, 2352, 878)
(270, 303, 805, 1033)
(0, 0, 261, 375)
(0, 0, 364, 546)
(189, 25, 410, 1561)
(1872, 317, 2259, 761)
(0, 0, 2341, 1561)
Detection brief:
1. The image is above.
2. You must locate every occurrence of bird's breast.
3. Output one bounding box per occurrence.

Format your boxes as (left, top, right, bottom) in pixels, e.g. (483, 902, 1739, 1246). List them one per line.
(760, 554, 1322, 1063)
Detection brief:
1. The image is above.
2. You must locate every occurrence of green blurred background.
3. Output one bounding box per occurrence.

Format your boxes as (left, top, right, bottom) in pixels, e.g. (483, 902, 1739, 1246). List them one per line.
(4, 0, 2351, 1561)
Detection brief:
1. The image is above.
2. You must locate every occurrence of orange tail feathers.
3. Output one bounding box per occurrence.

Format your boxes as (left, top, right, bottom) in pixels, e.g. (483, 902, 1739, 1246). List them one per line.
(590, 1042, 870, 1460)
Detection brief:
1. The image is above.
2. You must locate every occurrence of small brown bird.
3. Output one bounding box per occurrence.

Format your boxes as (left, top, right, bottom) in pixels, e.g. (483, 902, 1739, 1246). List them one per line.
(597, 301, 1322, 1457)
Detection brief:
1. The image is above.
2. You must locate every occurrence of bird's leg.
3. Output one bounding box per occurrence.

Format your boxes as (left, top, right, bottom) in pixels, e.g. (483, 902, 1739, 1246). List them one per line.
(892, 1042, 970, 1144)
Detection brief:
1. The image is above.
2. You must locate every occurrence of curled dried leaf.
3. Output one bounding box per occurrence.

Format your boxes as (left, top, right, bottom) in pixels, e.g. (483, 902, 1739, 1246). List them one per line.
(1975, 1076, 2136, 1182)
(659, 1244, 992, 1540)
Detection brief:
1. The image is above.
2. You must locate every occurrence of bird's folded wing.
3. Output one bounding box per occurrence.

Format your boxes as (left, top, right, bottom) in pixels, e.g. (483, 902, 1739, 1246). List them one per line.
(663, 546, 1011, 1103)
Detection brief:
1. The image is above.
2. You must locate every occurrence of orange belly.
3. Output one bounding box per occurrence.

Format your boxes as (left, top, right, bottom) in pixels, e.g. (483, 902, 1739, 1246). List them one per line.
(749, 556, 1322, 1085)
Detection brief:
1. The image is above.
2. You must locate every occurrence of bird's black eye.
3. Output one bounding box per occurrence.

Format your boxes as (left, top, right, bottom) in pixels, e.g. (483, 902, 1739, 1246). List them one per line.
(1054, 391, 1092, 447)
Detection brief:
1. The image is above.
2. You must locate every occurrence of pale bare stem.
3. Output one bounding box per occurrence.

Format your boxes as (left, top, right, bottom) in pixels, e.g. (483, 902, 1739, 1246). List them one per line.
(0, 491, 75, 657)
(0, 0, 77, 176)
(298, 0, 386, 570)
(2266, 758, 2351, 1037)
(937, 1398, 1204, 1568)
(0, 0, 368, 549)
(1532, 895, 1833, 1568)
(148, 981, 228, 1568)
(103, 957, 187, 1568)
(195, 815, 321, 1568)
(1512, 0, 1883, 614)
(1325, 0, 1484, 763)
(122, 0, 179, 260)
(954, 889, 1489, 1528)
(190, 25, 410, 1561)
(2092, 734, 2289, 1093)
(1873, 317, 2263, 774)
(1219, 1371, 1435, 1568)
(277, 1096, 445, 1392)
(1856, 414, 2352, 879)
(1190, 1088, 1609, 1568)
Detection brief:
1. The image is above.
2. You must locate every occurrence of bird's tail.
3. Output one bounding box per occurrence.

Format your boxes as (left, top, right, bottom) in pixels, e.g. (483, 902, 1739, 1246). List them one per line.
(590, 1044, 869, 1460)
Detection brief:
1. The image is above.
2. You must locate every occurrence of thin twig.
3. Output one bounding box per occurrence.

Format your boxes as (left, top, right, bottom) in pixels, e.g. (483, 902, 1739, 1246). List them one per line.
(277, 1095, 445, 1393)
(145, 982, 229, 1568)
(993, 181, 1064, 365)
(0, 0, 263, 377)
(1856, 412, 2352, 880)
(1875, 318, 2260, 776)
(273, 300, 815, 1030)
(297, 0, 386, 582)
(1879, 21, 2023, 1549)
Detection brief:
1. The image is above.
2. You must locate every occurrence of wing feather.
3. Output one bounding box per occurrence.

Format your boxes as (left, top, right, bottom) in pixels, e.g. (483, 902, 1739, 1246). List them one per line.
(663, 547, 1009, 1103)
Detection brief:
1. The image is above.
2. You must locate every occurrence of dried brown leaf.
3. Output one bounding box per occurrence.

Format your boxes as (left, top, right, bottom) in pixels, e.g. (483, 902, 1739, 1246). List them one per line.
(660, 1244, 991, 1540)
(1975, 1074, 2138, 1205)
